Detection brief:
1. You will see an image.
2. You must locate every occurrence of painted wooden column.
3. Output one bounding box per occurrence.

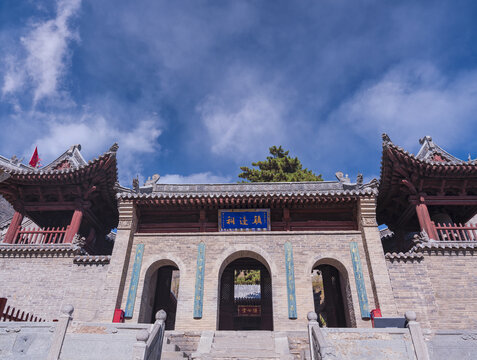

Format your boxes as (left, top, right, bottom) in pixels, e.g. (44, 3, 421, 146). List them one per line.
(4, 210, 24, 244)
(415, 196, 438, 240)
(64, 207, 84, 243)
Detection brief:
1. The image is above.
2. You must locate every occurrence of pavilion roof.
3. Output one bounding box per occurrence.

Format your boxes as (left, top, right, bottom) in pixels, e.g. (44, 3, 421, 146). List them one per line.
(377, 134, 477, 226)
(0, 145, 117, 184)
(0, 144, 119, 231)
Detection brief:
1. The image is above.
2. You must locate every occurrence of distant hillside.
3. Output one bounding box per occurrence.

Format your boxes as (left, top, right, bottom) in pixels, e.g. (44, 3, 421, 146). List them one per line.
(0, 195, 13, 225)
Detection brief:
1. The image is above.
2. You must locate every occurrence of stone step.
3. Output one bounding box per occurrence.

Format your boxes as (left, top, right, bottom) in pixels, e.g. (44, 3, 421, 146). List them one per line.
(163, 342, 180, 351)
(210, 349, 280, 359)
(213, 331, 273, 338)
(212, 339, 275, 350)
(161, 351, 188, 359)
(206, 353, 292, 360)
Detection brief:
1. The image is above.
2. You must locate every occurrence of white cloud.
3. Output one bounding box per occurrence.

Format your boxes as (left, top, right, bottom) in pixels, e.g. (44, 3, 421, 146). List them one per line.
(158, 172, 232, 184)
(2, 0, 81, 103)
(326, 62, 477, 150)
(35, 116, 161, 158)
(198, 69, 289, 160)
(31, 114, 162, 183)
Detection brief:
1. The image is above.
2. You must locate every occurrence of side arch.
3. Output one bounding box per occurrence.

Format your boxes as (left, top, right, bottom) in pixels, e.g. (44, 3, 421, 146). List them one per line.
(309, 257, 356, 327)
(138, 258, 182, 327)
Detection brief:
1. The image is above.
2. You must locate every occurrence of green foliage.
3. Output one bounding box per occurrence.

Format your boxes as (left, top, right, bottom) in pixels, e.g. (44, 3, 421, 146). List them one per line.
(234, 269, 261, 285)
(238, 146, 323, 182)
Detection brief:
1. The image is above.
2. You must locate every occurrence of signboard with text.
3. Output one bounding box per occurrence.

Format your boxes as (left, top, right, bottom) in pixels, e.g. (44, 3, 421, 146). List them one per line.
(237, 305, 261, 317)
(219, 209, 270, 231)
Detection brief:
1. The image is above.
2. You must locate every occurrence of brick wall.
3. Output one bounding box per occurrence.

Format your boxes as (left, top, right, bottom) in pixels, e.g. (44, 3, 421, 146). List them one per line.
(387, 252, 477, 329)
(0, 254, 109, 322)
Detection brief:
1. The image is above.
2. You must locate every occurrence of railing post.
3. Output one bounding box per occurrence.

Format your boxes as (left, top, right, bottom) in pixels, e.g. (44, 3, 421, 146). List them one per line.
(47, 304, 74, 360)
(307, 312, 318, 360)
(133, 330, 149, 360)
(405, 311, 430, 360)
(307, 311, 341, 360)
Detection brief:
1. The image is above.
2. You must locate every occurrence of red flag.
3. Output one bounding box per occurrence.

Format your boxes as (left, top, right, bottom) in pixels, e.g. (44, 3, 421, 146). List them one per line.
(29, 147, 40, 167)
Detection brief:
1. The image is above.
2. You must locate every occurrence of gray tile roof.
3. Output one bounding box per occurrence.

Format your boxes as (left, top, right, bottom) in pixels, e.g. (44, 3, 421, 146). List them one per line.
(117, 180, 378, 199)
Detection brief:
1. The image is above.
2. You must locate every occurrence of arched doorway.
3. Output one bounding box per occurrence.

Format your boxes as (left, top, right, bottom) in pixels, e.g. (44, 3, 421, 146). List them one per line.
(139, 262, 180, 330)
(311, 262, 353, 327)
(218, 257, 273, 330)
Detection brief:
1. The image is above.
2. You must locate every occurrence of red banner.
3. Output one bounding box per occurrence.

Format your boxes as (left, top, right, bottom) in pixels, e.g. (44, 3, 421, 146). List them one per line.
(29, 147, 40, 168)
(237, 305, 261, 317)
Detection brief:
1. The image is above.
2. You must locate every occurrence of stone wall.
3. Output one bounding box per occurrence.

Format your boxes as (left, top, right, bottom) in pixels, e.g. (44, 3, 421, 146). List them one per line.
(387, 250, 477, 329)
(119, 230, 379, 331)
(0, 250, 110, 322)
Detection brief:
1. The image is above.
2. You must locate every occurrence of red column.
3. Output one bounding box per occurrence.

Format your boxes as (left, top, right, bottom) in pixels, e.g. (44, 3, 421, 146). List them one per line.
(65, 208, 83, 243)
(415, 199, 438, 240)
(4, 211, 24, 244)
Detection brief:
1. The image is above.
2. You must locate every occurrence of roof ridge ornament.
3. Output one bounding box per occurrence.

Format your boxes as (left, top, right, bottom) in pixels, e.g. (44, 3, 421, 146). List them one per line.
(144, 174, 160, 187)
(132, 176, 140, 192)
(419, 135, 433, 146)
(335, 171, 350, 184)
(382, 133, 392, 145)
(109, 143, 119, 153)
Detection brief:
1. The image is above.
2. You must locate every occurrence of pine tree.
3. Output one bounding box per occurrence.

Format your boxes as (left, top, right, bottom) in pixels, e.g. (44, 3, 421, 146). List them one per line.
(238, 146, 323, 182)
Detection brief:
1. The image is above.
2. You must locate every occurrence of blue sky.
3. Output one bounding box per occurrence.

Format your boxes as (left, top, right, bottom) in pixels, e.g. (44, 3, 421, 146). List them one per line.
(1, 0, 477, 186)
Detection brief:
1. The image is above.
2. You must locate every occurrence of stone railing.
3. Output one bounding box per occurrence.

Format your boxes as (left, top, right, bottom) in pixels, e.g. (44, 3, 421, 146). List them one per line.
(307, 312, 341, 360)
(133, 310, 167, 360)
(307, 311, 430, 360)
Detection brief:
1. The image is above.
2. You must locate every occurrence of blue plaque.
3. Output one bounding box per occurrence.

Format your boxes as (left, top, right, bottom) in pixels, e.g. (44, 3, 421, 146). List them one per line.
(350, 241, 370, 319)
(284, 242, 297, 319)
(125, 244, 145, 318)
(193, 242, 206, 319)
(218, 209, 270, 231)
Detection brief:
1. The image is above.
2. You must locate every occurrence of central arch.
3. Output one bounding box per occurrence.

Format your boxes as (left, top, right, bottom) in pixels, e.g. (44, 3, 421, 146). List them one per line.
(217, 253, 273, 330)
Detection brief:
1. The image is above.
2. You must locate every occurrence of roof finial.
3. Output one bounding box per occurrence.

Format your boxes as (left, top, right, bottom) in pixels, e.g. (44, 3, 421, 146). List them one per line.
(469, 153, 472, 162)
(109, 143, 119, 153)
(144, 174, 160, 187)
(132, 176, 140, 192)
(419, 135, 432, 145)
(382, 133, 391, 145)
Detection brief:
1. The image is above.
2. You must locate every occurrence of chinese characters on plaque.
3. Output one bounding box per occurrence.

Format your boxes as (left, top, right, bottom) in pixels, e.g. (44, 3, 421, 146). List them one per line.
(237, 305, 261, 317)
(219, 209, 270, 231)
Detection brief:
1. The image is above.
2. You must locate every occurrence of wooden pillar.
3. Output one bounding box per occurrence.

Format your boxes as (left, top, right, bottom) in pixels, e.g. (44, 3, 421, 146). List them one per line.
(415, 196, 438, 240)
(283, 208, 290, 231)
(65, 208, 83, 243)
(199, 209, 206, 232)
(4, 211, 24, 244)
